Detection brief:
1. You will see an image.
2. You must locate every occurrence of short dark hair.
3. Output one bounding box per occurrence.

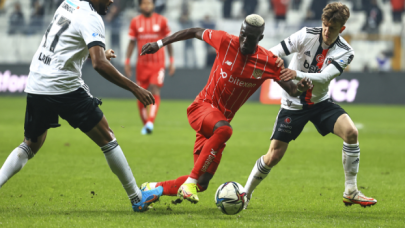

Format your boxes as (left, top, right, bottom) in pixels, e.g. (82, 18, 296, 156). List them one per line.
(322, 2, 350, 26)
(138, 0, 156, 6)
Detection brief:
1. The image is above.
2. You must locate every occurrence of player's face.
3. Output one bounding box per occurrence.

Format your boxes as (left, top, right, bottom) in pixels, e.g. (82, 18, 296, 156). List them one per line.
(239, 21, 264, 55)
(322, 20, 345, 45)
(95, 0, 113, 15)
(140, 0, 155, 16)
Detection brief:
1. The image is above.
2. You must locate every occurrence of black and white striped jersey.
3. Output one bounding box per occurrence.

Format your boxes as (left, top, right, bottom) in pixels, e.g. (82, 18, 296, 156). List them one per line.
(25, 0, 106, 95)
(270, 27, 355, 110)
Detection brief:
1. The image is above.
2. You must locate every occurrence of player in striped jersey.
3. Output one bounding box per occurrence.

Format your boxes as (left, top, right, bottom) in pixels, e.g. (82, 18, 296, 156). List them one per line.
(125, 0, 175, 135)
(244, 2, 377, 208)
(138, 14, 313, 204)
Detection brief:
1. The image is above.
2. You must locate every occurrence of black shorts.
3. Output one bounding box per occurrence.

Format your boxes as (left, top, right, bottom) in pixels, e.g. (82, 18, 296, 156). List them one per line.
(270, 99, 347, 143)
(24, 87, 103, 142)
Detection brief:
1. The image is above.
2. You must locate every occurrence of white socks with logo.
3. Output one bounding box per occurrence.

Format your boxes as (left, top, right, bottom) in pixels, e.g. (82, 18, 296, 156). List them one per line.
(101, 139, 142, 204)
(244, 156, 272, 199)
(342, 142, 360, 194)
(0, 142, 34, 188)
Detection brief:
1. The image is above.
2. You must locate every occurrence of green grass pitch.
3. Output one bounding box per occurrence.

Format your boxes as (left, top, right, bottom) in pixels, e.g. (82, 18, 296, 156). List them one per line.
(0, 97, 404, 227)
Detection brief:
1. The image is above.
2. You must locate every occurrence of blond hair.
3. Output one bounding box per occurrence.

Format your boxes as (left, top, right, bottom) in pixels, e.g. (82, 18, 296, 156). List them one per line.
(245, 14, 265, 27)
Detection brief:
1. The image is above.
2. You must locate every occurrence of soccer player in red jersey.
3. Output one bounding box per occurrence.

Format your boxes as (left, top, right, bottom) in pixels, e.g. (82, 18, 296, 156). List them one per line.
(125, 0, 176, 135)
(139, 14, 312, 204)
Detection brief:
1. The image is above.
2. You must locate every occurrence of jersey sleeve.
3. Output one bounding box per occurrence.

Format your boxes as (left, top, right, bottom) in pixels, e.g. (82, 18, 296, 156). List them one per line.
(332, 50, 355, 74)
(202, 29, 227, 51)
(77, 13, 106, 50)
(270, 27, 306, 57)
(264, 53, 282, 81)
(128, 18, 137, 40)
(160, 17, 171, 37)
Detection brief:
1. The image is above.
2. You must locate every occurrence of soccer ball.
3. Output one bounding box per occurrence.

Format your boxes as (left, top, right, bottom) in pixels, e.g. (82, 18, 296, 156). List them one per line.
(214, 181, 247, 215)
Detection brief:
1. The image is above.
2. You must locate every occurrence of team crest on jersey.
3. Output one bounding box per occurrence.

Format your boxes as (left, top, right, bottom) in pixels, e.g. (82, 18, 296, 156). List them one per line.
(316, 54, 325, 63)
(252, 69, 264, 79)
(138, 27, 144, 32)
(284, 117, 292, 124)
(225, 60, 232, 66)
(326, 57, 333, 65)
(153, 24, 160, 32)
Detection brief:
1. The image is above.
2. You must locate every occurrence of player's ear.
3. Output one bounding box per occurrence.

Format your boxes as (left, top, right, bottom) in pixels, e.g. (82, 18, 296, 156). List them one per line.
(258, 34, 264, 41)
(339, 26, 346, 33)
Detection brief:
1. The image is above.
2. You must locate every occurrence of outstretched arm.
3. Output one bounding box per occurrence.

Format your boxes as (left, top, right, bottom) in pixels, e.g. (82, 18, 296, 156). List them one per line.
(141, 28, 205, 55)
(276, 78, 313, 97)
(278, 65, 341, 85)
(89, 46, 155, 107)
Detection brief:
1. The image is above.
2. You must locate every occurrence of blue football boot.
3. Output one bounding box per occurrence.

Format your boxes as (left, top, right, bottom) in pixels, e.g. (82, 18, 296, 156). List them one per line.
(132, 186, 163, 212)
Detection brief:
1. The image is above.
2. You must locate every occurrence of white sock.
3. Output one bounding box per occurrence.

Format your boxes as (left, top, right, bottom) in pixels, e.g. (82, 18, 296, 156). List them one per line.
(149, 182, 157, 189)
(244, 156, 271, 199)
(184, 177, 197, 184)
(101, 139, 142, 204)
(0, 142, 34, 188)
(342, 142, 360, 194)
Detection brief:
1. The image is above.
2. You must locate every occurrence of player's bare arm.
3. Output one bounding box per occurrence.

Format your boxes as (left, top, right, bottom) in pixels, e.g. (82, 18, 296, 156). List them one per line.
(277, 78, 313, 97)
(88, 49, 116, 61)
(140, 28, 205, 55)
(167, 43, 176, 76)
(89, 45, 155, 107)
(125, 39, 136, 78)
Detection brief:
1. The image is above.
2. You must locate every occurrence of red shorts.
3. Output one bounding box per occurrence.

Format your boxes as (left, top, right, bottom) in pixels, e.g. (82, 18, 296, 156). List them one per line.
(136, 63, 165, 89)
(187, 101, 228, 175)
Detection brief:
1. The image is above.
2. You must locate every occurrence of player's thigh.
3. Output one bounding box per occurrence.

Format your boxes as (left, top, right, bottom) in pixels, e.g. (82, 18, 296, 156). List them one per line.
(56, 88, 104, 135)
(270, 108, 309, 143)
(135, 66, 151, 89)
(187, 102, 228, 139)
(84, 116, 115, 147)
(311, 100, 347, 136)
(149, 68, 165, 88)
(333, 114, 358, 142)
(24, 93, 60, 152)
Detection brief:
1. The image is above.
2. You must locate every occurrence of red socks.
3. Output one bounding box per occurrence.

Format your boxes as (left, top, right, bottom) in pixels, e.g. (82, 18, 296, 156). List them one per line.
(157, 175, 188, 196)
(156, 176, 208, 196)
(137, 100, 147, 125)
(137, 95, 161, 124)
(190, 126, 233, 179)
(146, 95, 160, 123)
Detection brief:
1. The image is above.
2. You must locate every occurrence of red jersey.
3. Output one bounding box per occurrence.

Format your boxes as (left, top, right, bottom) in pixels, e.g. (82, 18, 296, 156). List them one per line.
(196, 29, 281, 121)
(128, 13, 170, 67)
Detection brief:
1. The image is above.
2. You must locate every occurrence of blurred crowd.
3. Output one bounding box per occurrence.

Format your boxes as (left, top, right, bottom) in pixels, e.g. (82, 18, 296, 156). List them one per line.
(4, 0, 404, 36)
(1, 0, 404, 71)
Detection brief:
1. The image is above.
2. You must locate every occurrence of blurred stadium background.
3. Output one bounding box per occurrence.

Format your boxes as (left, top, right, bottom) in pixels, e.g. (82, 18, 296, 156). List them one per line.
(0, 0, 404, 103)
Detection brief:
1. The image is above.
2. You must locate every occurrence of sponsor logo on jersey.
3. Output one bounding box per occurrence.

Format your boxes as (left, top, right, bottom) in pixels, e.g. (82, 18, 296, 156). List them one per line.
(220, 68, 228, 78)
(61, 2, 75, 13)
(309, 65, 320, 73)
(138, 27, 144, 32)
(38, 52, 52, 65)
(225, 60, 232, 66)
(228, 75, 257, 88)
(209, 30, 213, 39)
(316, 54, 325, 63)
(66, 0, 78, 9)
(252, 69, 263, 79)
(303, 60, 310, 69)
(92, 33, 105, 39)
(304, 51, 311, 57)
(284, 117, 292, 124)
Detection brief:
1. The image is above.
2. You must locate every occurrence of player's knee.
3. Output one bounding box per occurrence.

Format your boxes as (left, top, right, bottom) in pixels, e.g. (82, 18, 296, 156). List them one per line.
(345, 127, 358, 143)
(214, 125, 233, 143)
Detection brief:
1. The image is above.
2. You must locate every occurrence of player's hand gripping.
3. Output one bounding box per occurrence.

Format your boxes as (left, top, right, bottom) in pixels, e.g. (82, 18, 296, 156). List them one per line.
(140, 42, 160, 56)
(275, 56, 284, 69)
(280, 68, 297, 81)
(105, 49, 117, 61)
(297, 77, 313, 92)
(132, 85, 155, 107)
